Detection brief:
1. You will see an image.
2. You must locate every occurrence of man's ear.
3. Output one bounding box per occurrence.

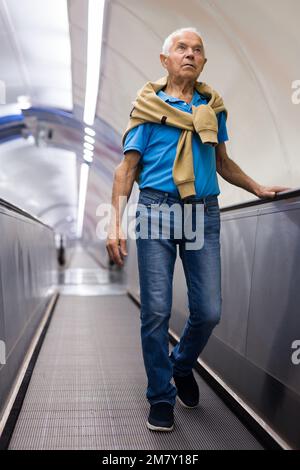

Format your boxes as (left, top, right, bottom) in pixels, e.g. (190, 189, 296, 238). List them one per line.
(160, 53, 168, 69)
(200, 57, 207, 73)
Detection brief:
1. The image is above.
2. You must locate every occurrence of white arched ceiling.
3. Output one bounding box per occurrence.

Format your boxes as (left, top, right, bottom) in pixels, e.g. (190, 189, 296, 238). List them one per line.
(0, 138, 78, 237)
(0, 0, 72, 109)
(84, 0, 299, 208)
(0, 0, 76, 238)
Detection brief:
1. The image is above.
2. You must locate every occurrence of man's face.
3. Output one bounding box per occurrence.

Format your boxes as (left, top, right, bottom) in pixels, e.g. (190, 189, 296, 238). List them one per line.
(160, 32, 207, 81)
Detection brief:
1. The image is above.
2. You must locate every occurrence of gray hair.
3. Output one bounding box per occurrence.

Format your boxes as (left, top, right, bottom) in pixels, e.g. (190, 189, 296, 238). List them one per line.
(162, 27, 205, 56)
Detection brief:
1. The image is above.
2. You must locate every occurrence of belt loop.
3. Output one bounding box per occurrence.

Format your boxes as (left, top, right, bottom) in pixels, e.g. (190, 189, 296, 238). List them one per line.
(162, 192, 168, 204)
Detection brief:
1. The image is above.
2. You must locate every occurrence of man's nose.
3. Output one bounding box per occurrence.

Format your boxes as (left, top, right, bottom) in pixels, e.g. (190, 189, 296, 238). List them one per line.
(185, 48, 195, 57)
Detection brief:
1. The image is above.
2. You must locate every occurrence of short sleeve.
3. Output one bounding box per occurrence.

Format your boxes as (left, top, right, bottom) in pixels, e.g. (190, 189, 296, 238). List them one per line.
(123, 123, 152, 156)
(217, 111, 229, 143)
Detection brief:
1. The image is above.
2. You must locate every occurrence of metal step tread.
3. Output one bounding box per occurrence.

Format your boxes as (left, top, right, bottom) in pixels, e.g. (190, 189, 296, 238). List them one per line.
(9, 294, 263, 450)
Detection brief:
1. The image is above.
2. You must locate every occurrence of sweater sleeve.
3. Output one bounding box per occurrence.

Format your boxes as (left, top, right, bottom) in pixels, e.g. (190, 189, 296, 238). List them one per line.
(217, 111, 229, 143)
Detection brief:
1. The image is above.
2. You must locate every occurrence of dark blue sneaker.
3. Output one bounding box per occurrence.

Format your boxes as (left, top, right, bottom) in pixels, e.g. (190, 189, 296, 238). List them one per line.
(173, 371, 199, 408)
(147, 402, 174, 431)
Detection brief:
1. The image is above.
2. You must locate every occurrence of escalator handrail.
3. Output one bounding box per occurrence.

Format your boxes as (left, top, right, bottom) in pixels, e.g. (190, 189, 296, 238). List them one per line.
(220, 188, 300, 213)
(0, 197, 53, 230)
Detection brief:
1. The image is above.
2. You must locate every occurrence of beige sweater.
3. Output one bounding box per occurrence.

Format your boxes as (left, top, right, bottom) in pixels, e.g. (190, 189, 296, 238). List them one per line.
(122, 75, 227, 199)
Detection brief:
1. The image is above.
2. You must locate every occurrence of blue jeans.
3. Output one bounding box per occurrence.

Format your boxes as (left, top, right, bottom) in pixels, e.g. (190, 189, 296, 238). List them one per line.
(135, 187, 222, 406)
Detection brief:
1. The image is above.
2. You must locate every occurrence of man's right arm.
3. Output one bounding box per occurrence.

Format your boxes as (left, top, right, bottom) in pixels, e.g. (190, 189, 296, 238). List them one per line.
(106, 150, 141, 266)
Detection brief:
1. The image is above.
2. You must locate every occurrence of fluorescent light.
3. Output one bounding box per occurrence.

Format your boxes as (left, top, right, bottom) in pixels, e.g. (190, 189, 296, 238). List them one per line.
(83, 0, 105, 126)
(17, 95, 31, 110)
(76, 163, 90, 238)
(77, 0, 104, 238)
(85, 127, 96, 137)
(84, 142, 94, 151)
(83, 154, 93, 163)
(84, 135, 95, 145)
(83, 149, 94, 158)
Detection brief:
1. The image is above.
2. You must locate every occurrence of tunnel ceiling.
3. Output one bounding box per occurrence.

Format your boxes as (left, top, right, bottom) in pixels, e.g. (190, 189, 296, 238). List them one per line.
(0, 0, 72, 109)
(70, 0, 299, 214)
(0, 0, 299, 240)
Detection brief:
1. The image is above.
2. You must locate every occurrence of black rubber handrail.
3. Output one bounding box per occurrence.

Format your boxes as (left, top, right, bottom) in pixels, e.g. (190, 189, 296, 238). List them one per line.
(1, 187, 298, 228)
(220, 188, 300, 213)
(0, 198, 53, 230)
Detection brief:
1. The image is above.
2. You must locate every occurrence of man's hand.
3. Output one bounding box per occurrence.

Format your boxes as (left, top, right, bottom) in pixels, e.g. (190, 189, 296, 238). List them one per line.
(216, 143, 292, 199)
(106, 150, 141, 267)
(106, 227, 128, 267)
(254, 185, 291, 199)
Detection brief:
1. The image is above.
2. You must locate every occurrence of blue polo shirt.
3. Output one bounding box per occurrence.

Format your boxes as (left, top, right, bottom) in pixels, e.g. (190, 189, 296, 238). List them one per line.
(123, 89, 229, 197)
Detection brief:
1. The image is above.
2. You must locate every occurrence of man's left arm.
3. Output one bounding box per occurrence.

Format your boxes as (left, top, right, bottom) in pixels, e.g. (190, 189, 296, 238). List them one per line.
(215, 142, 291, 199)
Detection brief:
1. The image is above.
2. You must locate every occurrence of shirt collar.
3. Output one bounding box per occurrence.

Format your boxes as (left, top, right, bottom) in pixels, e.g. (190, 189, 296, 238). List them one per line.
(157, 89, 207, 106)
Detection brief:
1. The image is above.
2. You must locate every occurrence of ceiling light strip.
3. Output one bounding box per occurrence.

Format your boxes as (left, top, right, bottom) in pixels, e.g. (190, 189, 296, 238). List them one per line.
(76, 163, 90, 238)
(83, 0, 105, 126)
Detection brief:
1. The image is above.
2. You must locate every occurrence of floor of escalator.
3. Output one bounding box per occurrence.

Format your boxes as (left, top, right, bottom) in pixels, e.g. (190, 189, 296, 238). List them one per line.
(57, 245, 127, 296)
(7, 246, 263, 450)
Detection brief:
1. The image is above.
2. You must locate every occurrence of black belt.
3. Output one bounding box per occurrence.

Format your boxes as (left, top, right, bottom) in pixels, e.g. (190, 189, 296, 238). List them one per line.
(141, 187, 209, 204)
(182, 196, 205, 204)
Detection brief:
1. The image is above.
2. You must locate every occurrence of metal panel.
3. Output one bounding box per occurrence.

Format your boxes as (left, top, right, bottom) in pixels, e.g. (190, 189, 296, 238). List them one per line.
(0, 206, 57, 420)
(201, 334, 300, 449)
(0, 219, 5, 365)
(213, 209, 258, 354)
(246, 201, 300, 393)
(1, 216, 26, 353)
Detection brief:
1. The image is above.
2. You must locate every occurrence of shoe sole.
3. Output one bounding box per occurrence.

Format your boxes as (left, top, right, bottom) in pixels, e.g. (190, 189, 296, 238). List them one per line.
(176, 395, 199, 409)
(146, 421, 174, 432)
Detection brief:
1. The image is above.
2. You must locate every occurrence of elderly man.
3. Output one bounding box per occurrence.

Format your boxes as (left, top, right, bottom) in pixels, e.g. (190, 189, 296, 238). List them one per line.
(106, 27, 288, 432)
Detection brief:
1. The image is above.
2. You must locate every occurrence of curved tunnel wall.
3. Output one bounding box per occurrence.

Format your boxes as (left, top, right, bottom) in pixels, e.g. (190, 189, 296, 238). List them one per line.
(92, 0, 300, 207)
(79, 0, 300, 266)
